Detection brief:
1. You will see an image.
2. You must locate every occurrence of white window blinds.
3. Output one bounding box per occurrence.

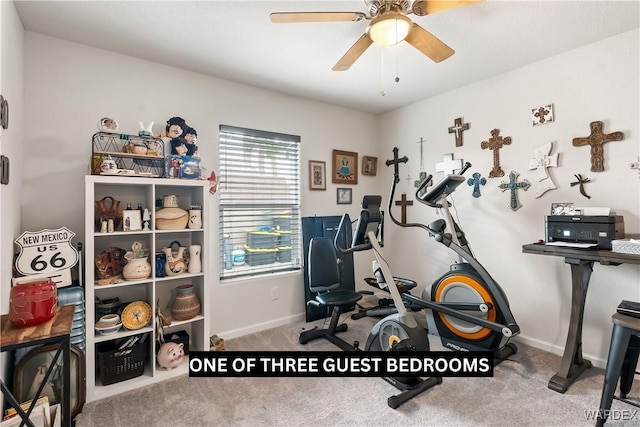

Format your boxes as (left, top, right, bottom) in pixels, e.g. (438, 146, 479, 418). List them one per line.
(218, 125, 301, 279)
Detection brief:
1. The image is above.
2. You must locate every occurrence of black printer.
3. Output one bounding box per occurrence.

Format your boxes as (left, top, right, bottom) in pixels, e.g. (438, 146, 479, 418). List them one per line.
(545, 215, 624, 249)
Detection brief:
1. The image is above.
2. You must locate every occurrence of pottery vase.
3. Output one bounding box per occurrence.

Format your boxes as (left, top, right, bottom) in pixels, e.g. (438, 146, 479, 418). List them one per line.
(155, 195, 188, 230)
(164, 246, 186, 276)
(188, 208, 202, 229)
(171, 284, 200, 321)
(122, 257, 151, 280)
(95, 196, 121, 231)
(187, 245, 201, 274)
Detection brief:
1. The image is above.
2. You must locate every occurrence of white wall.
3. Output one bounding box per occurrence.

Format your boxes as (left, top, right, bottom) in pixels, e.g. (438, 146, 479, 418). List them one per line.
(0, 0, 24, 385)
(378, 29, 640, 366)
(18, 26, 640, 368)
(21, 32, 381, 338)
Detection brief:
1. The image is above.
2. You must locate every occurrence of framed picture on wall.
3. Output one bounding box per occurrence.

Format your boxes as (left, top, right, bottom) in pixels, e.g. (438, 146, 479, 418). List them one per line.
(332, 149, 358, 185)
(337, 188, 352, 205)
(308, 160, 326, 191)
(123, 210, 142, 231)
(13, 344, 86, 420)
(362, 156, 378, 176)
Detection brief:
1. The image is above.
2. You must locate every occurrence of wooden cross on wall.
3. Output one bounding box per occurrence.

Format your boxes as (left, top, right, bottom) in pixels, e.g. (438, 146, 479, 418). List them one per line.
(572, 121, 623, 172)
(395, 193, 413, 224)
(481, 128, 511, 178)
(448, 117, 469, 147)
(498, 171, 530, 211)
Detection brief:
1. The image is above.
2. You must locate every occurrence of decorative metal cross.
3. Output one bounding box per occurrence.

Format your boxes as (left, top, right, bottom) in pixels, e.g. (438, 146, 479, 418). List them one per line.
(435, 153, 463, 176)
(448, 117, 469, 147)
(498, 171, 530, 211)
(527, 142, 558, 198)
(481, 129, 511, 178)
(394, 193, 413, 225)
(385, 147, 408, 184)
(413, 138, 431, 194)
(467, 172, 486, 198)
(570, 174, 591, 199)
(572, 121, 623, 172)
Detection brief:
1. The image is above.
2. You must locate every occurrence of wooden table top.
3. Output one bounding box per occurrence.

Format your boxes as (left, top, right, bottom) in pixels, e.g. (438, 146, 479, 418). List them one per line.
(522, 243, 640, 265)
(1, 304, 75, 348)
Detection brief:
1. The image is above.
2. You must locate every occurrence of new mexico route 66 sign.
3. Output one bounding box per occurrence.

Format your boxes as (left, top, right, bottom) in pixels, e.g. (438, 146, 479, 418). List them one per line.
(15, 227, 79, 276)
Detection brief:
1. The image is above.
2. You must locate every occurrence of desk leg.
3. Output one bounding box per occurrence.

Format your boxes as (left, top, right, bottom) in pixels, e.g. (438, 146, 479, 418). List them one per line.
(548, 258, 594, 393)
(62, 336, 71, 427)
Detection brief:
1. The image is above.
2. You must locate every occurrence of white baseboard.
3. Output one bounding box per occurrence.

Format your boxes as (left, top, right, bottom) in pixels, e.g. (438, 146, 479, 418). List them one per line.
(514, 335, 606, 369)
(218, 313, 305, 340)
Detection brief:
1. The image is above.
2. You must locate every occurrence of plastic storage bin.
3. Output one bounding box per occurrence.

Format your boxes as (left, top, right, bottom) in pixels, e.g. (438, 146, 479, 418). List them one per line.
(243, 246, 278, 266)
(277, 247, 292, 263)
(247, 231, 280, 249)
(275, 230, 292, 247)
(97, 335, 148, 385)
(273, 215, 292, 231)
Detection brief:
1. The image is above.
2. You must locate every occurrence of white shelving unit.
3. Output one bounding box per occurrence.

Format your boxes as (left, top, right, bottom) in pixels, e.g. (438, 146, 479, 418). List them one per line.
(84, 175, 210, 402)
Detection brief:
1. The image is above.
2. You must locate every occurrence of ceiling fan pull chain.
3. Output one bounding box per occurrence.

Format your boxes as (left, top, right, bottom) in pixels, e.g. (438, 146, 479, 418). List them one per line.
(380, 47, 386, 96)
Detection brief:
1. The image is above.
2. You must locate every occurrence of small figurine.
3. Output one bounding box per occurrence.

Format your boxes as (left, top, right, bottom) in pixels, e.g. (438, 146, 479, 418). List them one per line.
(157, 342, 184, 369)
(98, 117, 119, 133)
(138, 121, 154, 137)
(142, 209, 151, 231)
(208, 171, 218, 195)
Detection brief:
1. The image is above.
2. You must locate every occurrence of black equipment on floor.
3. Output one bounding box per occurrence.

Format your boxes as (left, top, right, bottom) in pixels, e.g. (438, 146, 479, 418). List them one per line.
(302, 216, 355, 322)
(386, 146, 519, 362)
(299, 237, 364, 351)
(335, 195, 442, 408)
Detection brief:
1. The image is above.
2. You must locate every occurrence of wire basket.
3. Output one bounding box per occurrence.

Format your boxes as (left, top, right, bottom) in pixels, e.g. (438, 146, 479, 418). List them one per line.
(97, 337, 148, 386)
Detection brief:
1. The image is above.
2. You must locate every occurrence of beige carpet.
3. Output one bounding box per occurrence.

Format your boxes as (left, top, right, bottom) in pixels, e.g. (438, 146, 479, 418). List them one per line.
(76, 314, 640, 427)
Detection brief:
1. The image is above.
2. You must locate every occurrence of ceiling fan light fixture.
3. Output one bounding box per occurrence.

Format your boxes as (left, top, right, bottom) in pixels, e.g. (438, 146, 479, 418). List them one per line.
(368, 13, 411, 46)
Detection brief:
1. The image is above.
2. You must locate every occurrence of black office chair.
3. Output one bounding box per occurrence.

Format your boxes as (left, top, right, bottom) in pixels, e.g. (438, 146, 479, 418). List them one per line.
(299, 237, 363, 351)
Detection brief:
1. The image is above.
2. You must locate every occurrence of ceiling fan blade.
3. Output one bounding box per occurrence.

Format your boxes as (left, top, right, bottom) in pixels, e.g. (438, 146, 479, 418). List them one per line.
(332, 34, 373, 71)
(270, 12, 366, 23)
(414, 1, 484, 16)
(405, 23, 454, 63)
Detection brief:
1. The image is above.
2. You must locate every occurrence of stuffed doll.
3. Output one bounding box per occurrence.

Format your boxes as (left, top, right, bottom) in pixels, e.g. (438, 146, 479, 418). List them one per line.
(155, 116, 187, 140)
(183, 126, 198, 156)
(170, 137, 188, 156)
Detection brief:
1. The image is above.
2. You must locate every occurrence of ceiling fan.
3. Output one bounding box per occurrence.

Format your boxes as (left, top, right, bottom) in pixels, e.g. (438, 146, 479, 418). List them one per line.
(270, 0, 482, 71)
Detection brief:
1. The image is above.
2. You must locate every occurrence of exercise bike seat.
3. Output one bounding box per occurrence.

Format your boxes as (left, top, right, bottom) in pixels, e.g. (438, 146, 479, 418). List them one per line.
(364, 276, 417, 294)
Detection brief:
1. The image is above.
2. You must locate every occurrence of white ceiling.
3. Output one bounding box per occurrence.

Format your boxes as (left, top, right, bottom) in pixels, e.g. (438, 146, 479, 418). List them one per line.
(13, 1, 640, 115)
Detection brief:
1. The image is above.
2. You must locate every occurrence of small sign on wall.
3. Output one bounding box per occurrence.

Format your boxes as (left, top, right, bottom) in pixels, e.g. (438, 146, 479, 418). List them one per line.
(14, 227, 79, 277)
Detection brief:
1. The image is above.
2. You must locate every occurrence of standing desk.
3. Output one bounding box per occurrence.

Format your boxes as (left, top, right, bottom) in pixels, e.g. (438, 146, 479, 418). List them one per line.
(0, 305, 74, 427)
(522, 243, 640, 393)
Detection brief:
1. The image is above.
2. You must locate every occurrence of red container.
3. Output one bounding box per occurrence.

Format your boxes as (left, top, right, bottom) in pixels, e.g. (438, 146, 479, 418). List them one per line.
(9, 279, 58, 328)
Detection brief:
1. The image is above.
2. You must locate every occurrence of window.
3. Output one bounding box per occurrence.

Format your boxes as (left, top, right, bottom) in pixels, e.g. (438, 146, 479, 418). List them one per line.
(218, 125, 301, 279)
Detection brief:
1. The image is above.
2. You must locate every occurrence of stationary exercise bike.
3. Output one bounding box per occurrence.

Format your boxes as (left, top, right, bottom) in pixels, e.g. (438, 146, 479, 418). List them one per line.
(334, 195, 442, 408)
(385, 147, 520, 361)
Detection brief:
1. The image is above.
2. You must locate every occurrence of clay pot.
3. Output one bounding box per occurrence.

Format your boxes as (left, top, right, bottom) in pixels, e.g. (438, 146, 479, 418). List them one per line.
(155, 195, 188, 230)
(164, 245, 186, 276)
(122, 257, 151, 280)
(170, 284, 200, 321)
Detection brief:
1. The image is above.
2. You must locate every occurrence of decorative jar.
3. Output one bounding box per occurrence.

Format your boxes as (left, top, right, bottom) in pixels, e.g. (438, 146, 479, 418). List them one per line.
(123, 257, 152, 280)
(155, 195, 188, 230)
(9, 279, 58, 328)
(170, 284, 200, 321)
